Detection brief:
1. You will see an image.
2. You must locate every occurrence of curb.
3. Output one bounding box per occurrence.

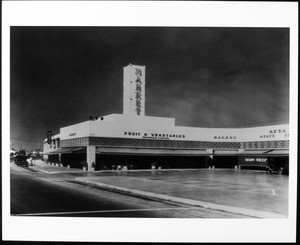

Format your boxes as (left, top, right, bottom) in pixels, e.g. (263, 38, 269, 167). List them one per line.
(30, 166, 84, 175)
(29, 167, 268, 175)
(74, 178, 287, 219)
(29, 167, 50, 174)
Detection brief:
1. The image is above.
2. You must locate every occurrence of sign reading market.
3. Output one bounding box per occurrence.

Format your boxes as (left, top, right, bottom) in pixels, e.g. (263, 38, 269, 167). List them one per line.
(135, 68, 142, 115)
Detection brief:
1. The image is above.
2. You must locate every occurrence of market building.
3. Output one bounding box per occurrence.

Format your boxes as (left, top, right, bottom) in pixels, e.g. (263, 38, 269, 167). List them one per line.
(43, 64, 289, 171)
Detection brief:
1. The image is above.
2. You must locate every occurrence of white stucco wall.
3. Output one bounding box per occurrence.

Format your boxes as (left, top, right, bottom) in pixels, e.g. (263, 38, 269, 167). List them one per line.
(60, 121, 91, 140)
(60, 113, 289, 143)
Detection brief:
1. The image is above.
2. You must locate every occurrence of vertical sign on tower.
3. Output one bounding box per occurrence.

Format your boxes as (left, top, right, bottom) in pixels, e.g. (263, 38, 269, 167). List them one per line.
(123, 64, 145, 116)
(135, 68, 142, 115)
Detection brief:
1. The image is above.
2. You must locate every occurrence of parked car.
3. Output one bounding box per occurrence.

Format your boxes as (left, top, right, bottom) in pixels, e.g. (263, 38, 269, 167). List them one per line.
(14, 155, 28, 167)
(266, 162, 289, 175)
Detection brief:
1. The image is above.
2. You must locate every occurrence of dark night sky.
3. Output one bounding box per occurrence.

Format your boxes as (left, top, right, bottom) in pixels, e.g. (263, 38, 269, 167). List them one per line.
(10, 27, 289, 150)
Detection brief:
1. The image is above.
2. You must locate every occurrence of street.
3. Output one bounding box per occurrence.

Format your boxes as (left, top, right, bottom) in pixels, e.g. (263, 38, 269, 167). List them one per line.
(10, 162, 249, 218)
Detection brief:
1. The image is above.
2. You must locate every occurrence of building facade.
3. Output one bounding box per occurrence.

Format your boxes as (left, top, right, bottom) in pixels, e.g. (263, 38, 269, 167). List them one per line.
(43, 64, 289, 171)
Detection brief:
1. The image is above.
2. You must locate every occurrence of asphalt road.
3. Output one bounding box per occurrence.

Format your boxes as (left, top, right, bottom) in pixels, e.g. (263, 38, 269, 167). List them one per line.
(10, 162, 248, 218)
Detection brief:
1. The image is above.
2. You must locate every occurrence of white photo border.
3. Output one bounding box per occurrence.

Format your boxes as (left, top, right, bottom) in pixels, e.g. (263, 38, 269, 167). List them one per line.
(2, 1, 298, 242)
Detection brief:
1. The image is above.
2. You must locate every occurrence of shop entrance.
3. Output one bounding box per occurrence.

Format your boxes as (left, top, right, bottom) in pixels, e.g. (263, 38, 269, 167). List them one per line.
(61, 153, 86, 169)
(212, 156, 238, 168)
(95, 154, 208, 170)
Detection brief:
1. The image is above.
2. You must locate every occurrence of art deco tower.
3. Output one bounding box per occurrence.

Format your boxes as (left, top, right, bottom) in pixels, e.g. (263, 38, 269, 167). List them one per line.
(123, 64, 146, 116)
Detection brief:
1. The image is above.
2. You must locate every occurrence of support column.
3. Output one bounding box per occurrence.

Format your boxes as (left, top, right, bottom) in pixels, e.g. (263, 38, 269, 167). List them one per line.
(206, 149, 214, 156)
(206, 149, 214, 169)
(58, 153, 62, 166)
(87, 145, 96, 171)
(235, 149, 244, 170)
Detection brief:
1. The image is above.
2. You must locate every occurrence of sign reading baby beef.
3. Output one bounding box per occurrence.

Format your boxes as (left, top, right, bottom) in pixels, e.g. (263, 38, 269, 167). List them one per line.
(239, 157, 268, 166)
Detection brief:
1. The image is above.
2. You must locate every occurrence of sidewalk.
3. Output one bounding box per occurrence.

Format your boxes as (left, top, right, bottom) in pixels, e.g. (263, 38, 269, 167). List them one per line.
(30, 159, 84, 174)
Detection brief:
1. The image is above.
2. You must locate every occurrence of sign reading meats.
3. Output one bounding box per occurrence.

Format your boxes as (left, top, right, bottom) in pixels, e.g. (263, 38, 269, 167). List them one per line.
(260, 128, 289, 139)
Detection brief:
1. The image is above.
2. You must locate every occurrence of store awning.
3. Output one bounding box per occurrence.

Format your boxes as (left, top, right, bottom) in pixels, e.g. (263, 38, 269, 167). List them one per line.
(239, 149, 289, 156)
(47, 147, 86, 154)
(239, 150, 269, 155)
(213, 150, 239, 155)
(95, 147, 289, 157)
(265, 149, 289, 155)
(96, 147, 208, 156)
